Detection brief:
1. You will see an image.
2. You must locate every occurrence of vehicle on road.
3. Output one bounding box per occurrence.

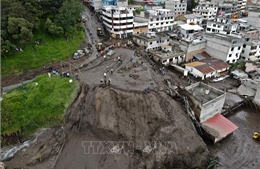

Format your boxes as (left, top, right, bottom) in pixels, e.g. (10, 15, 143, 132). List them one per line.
(97, 27, 104, 36)
(107, 50, 115, 56)
(253, 131, 260, 141)
(97, 43, 104, 51)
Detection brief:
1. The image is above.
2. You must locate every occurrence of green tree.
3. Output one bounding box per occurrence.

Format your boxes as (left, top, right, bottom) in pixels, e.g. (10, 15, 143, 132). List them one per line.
(45, 18, 64, 37)
(54, 0, 84, 33)
(7, 17, 34, 46)
(1, 38, 16, 57)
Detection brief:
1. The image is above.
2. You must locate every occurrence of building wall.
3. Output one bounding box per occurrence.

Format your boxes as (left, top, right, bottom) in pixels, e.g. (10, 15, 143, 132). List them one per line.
(185, 66, 204, 78)
(200, 93, 226, 123)
(247, 10, 260, 32)
(133, 27, 148, 34)
(205, 36, 243, 63)
(193, 4, 218, 20)
(186, 17, 203, 25)
(165, 0, 187, 16)
(241, 42, 260, 61)
(102, 6, 134, 39)
(155, 54, 185, 66)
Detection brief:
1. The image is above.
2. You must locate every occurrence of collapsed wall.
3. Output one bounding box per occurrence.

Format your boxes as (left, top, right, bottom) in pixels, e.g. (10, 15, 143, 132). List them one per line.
(89, 87, 209, 169)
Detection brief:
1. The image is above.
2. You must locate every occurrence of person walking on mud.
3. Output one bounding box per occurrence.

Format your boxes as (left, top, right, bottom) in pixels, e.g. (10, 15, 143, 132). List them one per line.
(108, 78, 111, 85)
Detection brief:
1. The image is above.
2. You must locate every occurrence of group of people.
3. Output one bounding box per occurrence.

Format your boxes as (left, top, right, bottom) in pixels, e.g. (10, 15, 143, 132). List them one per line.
(100, 72, 111, 86)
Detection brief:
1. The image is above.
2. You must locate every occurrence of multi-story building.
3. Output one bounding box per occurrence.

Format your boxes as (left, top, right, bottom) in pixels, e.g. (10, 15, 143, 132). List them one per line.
(247, 8, 260, 32)
(241, 38, 260, 61)
(175, 14, 203, 25)
(237, 0, 247, 11)
(102, 6, 133, 39)
(89, 0, 117, 11)
(133, 32, 171, 51)
(165, 0, 187, 16)
(135, 9, 175, 32)
(184, 82, 238, 143)
(205, 33, 244, 63)
(193, 2, 218, 21)
(178, 24, 204, 39)
(206, 17, 238, 34)
(217, 1, 237, 15)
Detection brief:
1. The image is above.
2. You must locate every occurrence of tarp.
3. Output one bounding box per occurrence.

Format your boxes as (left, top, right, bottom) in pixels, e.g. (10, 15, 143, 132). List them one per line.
(202, 114, 238, 143)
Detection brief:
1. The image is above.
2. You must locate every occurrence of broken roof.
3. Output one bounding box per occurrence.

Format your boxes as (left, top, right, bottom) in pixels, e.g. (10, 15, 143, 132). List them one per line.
(202, 114, 238, 143)
(185, 57, 230, 74)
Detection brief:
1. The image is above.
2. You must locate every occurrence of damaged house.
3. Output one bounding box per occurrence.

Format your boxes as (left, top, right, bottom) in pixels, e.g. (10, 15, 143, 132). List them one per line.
(184, 82, 238, 143)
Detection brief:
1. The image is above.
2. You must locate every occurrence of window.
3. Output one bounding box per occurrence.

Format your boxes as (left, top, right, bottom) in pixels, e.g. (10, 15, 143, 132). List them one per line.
(150, 18, 153, 21)
(150, 42, 152, 45)
(238, 46, 241, 50)
(243, 44, 246, 48)
(231, 47, 234, 51)
(229, 54, 232, 57)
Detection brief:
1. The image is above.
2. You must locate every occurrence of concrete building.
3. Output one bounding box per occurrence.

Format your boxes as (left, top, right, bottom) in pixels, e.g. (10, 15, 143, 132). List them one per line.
(164, 0, 187, 16)
(134, 9, 175, 32)
(241, 38, 260, 61)
(117, 0, 128, 7)
(178, 24, 204, 39)
(237, 0, 247, 11)
(175, 14, 203, 25)
(171, 39, 206, 61)
(247, 8, 260, 32)
(133, 22, 148, 35)
(185, 82, 226, 123)
(184, 57, 230, 80)
(133, 32, 171, 51)
(148, 46, 186, 65)
(217, 1, 237, 15)
(206, 17, 238, 34)
(192, 2, 218, 21)
(184, 82, 238, 143)
(205, 33, 244, 63)
(102, 6, 134, 39)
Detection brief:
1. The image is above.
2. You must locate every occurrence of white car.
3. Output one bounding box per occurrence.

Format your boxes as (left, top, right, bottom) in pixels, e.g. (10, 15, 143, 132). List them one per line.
(107, 50, 115, 56)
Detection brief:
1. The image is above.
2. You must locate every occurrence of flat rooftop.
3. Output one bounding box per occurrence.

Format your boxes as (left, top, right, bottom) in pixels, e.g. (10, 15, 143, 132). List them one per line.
(149, 47, 185, 59)
(179, 24, 204, 31)
(185, 82, 225, 105)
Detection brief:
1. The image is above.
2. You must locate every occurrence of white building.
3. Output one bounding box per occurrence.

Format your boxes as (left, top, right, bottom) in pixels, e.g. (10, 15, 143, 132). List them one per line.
(247, 8, 260, 32)
(184, 57, 230, 80)
(206, 17, 238, 34)
(178, 24, 204, 39)
(135, 9, 175, 32)
(193, 2, 218, 21)
(165, 0, 187, 16)
(205, 33, 244, 63)
(175, 14, 203, 25)
(133, 32, 171, 51)
(241, 38, 260, 61)
(102, 6, 134, 39)
(237, 0, 247, 11)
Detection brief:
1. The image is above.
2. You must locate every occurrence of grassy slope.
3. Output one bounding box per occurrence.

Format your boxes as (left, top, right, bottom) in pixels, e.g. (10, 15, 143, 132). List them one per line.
(1, 74, 79, 136)
(1, 30, 85, 76)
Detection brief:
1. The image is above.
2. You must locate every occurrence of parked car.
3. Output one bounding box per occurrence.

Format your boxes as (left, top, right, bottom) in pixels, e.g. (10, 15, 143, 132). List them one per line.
(107, 50, 115, 56)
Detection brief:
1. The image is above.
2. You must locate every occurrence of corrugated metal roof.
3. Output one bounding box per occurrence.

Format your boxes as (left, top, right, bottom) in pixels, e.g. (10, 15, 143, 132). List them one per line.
(185, 57, 229, 74)
(184, 61, 205, 67)
(202, 114, 238, 143)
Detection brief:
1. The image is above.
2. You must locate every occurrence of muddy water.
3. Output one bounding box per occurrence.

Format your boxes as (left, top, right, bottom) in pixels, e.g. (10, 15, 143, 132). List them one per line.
(207, 108, 260, 169)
